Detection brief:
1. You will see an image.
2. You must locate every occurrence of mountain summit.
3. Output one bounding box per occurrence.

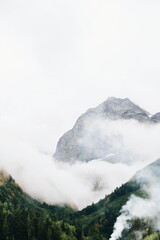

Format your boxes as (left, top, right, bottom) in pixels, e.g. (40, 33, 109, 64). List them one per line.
(54, 97, 160, 162)
(88, 97, 150, 121)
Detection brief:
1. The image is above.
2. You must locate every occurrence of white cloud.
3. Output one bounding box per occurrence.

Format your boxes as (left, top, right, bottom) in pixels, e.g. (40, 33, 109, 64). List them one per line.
(0, 124, 137, 209)
(0, 117, 160, 209)
(110, 183, 160, 240)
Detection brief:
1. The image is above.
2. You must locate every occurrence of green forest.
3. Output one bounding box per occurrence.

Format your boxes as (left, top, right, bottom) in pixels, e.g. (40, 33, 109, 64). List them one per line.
(0, 168, 159, 240)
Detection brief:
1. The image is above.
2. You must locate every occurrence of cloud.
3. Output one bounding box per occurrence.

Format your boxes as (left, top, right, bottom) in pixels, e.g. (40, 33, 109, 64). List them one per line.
(110, 164, 160, 240)
(0, 116, 160, 210)
(110, 187, 160, 240)
(0, 123, 137, 209)
(78, 117, 160, 165)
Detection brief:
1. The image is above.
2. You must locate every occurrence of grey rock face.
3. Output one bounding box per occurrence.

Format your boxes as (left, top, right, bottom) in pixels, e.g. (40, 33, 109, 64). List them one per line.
(151, 112, 160, 123)
(54, 97, 159, 163)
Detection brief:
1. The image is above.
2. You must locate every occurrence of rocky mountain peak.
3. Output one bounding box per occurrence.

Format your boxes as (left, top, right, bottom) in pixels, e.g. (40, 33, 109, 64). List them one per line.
(54, 97, 160, 162)
(96, 97, 150, 121)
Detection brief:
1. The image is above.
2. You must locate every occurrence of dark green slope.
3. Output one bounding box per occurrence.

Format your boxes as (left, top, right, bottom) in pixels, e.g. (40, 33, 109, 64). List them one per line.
(1, 159, 160, 240)
(0, 173, 77, 240)
(73, 181, 142, 240)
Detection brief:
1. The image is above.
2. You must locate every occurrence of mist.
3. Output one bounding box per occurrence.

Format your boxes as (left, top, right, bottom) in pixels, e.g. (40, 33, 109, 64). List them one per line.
(0, 114, 160, 210)
(0, 124, 137, 209)
(78, 117, 160, 165)
(110, 187, 160, 240)
(110, 160, 160, 240)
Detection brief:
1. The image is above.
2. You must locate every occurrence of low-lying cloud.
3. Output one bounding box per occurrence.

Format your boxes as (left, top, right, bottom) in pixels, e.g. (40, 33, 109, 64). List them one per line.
(0, 117, 160, 210)
(0, 130, 136, 209)
(78, 117, 160, 165)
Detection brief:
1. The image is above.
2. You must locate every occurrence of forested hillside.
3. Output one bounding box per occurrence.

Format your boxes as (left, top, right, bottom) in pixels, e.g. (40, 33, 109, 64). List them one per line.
(0, 166, 159, 240)
(0, 173, 77, 240)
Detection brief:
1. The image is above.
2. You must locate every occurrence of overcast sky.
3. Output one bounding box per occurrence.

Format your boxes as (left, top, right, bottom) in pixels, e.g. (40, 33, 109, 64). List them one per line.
(1, 0, 160, 154)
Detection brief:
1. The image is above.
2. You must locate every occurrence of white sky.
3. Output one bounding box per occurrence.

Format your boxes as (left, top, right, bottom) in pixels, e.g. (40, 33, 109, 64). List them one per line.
(1, 0, 160, 154)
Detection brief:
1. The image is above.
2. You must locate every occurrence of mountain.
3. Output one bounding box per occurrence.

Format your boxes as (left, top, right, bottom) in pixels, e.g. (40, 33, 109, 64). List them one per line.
(54, 97, 160, 162)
